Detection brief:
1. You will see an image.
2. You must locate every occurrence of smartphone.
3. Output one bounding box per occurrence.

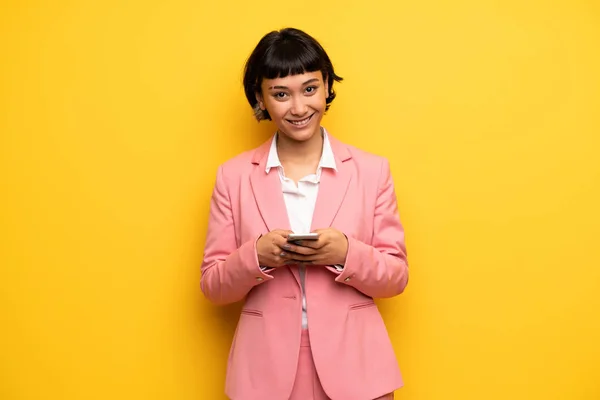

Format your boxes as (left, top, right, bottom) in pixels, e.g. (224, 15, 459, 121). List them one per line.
(287, 233, 320, 242)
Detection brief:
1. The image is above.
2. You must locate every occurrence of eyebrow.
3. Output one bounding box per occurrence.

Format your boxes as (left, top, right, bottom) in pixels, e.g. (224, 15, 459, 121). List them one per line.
(268, 78, 320, 90)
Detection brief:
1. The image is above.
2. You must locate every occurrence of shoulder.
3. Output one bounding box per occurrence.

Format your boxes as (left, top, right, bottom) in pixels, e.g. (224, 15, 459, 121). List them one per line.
(331, 136, 395, 194)
(350, 145, 388, 167)
(219, 149, 255, 173)
(214, 139, 271, 183)
(214, 150, 252, 188)
(333, 136, 390, 173)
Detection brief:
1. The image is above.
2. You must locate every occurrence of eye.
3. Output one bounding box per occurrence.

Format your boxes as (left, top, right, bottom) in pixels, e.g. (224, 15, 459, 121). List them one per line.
(273, 92, 288, 100)
(305, 86, 318, 94)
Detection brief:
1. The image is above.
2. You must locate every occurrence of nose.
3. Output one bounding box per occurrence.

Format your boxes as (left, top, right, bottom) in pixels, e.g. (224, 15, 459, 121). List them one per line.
(289, 96, 308, 117)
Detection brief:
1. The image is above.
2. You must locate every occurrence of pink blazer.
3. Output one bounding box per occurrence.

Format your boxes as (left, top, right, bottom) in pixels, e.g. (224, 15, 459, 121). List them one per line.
(201, 133, 409, 400)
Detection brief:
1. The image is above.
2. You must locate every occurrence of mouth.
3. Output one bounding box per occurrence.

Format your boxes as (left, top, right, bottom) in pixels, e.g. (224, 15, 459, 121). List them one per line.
(286, 113, 314, 127)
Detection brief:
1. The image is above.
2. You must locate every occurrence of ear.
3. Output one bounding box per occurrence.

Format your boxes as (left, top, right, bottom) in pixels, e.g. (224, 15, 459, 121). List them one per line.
(255, 92, 266, 110)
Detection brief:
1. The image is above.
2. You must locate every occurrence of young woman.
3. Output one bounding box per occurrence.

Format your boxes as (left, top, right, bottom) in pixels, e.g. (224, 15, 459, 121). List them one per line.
(201, 27, 409, 400)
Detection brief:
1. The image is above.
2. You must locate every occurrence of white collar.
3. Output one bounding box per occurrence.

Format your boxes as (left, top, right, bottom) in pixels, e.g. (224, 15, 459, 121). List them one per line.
(265, 127, 337, 173)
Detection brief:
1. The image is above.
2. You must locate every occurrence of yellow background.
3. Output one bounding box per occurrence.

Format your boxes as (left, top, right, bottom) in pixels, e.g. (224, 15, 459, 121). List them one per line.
(1, 0, 599, 399)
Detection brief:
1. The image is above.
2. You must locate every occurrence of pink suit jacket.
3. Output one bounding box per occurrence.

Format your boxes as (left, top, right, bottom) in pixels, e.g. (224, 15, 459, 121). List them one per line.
(201, 133, 409, 400)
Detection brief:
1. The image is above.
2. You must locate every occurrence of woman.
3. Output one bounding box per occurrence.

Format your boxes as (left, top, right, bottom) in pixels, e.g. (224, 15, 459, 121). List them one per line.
(201, 27, 409, 400)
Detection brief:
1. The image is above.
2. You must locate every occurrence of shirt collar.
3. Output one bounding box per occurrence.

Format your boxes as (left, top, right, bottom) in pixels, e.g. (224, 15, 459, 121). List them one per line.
(265, 127, 337, 174)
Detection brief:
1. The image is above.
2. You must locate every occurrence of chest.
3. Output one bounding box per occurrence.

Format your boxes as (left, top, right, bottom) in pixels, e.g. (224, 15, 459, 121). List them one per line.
(232, 169, 376, 247)
(280, 158, 320, 183)
(278, 170, 321, 234)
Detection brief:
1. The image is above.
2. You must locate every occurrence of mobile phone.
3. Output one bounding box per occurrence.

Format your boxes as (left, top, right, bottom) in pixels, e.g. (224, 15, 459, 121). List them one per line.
(287, 233, 320, 242)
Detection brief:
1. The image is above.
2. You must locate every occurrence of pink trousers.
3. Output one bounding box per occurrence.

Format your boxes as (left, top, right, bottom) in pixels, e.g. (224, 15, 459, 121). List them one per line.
(289, 329, 394, 400)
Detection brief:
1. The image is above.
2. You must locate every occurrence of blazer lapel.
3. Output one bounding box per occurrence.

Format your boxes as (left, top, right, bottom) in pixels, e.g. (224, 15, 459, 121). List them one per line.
(249, 138, 290, 233)
(310, 135, 352, 231)
(249, 138, 301, 285)
(248, 133, 352, 283)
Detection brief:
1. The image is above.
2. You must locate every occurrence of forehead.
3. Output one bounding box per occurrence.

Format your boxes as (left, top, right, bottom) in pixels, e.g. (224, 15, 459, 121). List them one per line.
(261, 71, 323, 89)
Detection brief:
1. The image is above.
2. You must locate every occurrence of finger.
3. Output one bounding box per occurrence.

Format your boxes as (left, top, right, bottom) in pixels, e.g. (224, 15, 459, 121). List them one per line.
(274, 237, 293, 252)
(281, 252, 318, 262)
(275, 235, 314, 251)
(294, 238, 326, 249)
(292, 259, 324, 265)
(273, 247, 287, 259)
(275, 234, 291, 244)
(269, 229, 289, 237)
(277, 242, 318, 255)
(276, 254, 310, 265)
(275, 255, 291, 267)
(275, 248, 303, 262)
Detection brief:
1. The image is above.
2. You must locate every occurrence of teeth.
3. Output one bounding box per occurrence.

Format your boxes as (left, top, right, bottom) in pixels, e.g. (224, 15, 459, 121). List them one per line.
(289, 116, 311, 126)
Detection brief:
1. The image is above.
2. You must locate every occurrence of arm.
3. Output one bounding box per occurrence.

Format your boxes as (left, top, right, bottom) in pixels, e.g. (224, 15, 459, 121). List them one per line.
(329, 158, 409, 298)
(200, 166, 273, 305)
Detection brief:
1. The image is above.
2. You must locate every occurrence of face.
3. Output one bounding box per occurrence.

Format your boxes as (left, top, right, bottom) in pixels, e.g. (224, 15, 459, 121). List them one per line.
(257, 71, 329, 142)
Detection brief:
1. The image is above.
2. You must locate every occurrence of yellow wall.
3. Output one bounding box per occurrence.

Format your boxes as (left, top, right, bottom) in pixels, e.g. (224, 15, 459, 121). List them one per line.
(1, 1, 599, 399)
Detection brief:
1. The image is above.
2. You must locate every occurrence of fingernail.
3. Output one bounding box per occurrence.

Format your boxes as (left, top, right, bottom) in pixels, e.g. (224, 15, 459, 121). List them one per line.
(282, 244, 291, 250)
(280, 252, 286, 257)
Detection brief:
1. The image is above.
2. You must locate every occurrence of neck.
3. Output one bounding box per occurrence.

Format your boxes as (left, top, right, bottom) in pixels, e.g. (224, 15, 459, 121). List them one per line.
(276, 127, 324, 164)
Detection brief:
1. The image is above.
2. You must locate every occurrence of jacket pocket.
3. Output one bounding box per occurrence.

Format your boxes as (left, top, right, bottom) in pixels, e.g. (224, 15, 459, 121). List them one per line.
(348, 301, 377, 311)
(240, 309, 263, 317)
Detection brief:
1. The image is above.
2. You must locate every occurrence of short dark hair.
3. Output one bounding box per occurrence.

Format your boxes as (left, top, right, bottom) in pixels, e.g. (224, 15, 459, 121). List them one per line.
(243, 28, 343, 121)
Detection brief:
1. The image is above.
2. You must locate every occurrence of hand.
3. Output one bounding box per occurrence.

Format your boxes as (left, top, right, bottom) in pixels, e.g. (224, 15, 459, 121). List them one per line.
(256, 229, 297, 268)
(282, 228, 348, 266)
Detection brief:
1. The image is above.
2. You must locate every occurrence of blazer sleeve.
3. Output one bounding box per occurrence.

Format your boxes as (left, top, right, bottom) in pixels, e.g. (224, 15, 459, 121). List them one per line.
(200, 165, 274, 305)
(331, 158, 409, 298)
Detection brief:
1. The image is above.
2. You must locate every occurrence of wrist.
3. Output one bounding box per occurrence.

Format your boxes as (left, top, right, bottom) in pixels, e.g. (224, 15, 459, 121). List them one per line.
(336, 232, 349, 265)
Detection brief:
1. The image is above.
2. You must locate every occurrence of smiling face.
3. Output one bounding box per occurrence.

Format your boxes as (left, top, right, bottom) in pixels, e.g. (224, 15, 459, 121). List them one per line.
(257, 71, 329, 143)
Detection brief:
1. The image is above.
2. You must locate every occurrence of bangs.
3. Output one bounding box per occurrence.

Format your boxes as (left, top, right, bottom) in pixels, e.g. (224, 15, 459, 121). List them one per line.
(261, 40, 323, 79)
(243, 27, 343, 121)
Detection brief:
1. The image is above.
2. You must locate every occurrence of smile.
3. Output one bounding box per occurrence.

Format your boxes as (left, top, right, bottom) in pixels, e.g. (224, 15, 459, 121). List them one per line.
(286, 114, 313, 127)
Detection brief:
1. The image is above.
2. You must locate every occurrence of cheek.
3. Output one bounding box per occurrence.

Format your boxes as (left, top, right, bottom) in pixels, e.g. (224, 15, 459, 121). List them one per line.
(312, 95, 327, 111)
(265, 100, 287, 119)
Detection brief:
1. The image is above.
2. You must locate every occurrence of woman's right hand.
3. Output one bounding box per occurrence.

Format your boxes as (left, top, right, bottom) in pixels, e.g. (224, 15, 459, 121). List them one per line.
(256, 229, 294, 268)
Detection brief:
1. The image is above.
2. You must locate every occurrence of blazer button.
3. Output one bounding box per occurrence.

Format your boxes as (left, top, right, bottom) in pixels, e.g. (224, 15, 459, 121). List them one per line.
(256, 277, 264, 282)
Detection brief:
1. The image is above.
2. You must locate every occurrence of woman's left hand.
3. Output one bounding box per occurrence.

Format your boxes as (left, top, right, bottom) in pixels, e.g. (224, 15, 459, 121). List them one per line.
(280, 228, 348, 266)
